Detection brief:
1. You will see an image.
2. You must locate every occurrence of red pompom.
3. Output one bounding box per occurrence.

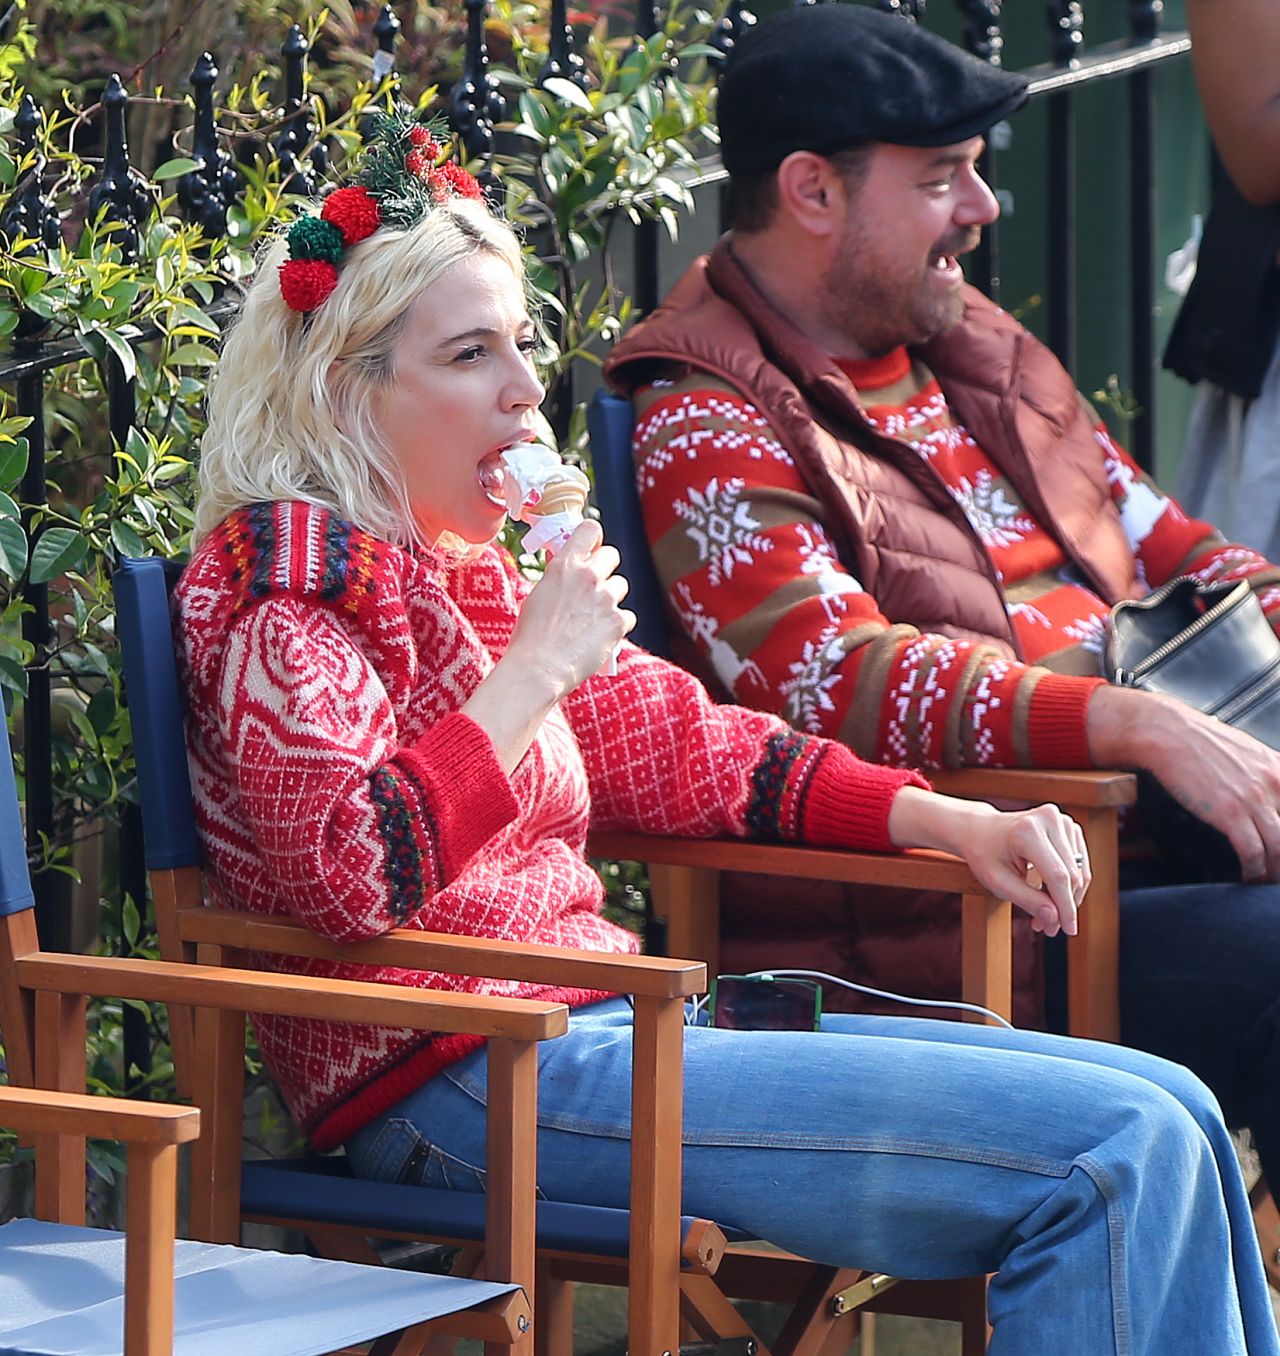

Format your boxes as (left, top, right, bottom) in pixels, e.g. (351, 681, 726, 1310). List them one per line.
(408, 125, 441, 158)
(431, 161, 484, 201)
(405, 148, 429, 179)
(279, 257, 339, 312)
(320, 186, 381, 245)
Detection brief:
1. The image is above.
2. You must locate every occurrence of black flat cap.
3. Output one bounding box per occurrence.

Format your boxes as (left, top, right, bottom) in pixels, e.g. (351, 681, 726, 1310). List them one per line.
(719, 4, 1030, 174)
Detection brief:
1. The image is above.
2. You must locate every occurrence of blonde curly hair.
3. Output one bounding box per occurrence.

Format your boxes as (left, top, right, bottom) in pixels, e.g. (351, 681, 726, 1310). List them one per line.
(194, 196, 524, 549)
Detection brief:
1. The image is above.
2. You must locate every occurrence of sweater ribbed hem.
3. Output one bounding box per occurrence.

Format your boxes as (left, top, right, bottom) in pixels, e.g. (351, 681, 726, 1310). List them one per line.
(308, 986, 614, 1152)
(398, 712, 521, 878)
(1026, 674, 1105, 769)
(798, 743, 930, 853)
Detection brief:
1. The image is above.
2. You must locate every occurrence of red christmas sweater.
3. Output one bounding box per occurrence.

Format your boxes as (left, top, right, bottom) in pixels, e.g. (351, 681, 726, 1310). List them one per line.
(636, 349, 1280, 769)
(175, 501, 928, 1149)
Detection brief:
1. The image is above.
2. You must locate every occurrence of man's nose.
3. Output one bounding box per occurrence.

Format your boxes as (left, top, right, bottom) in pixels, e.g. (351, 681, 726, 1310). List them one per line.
(957, 168, 1001, 227)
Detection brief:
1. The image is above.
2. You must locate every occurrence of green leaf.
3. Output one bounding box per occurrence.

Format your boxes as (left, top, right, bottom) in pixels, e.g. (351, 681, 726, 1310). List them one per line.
(0, 436, 28, 488)
(100, 328, 137, 383)
(152, 157, 199, 181)
(122, 894, 141, 949)
(543, 77, 593, 113)
(168, 342, 217, 368)
(29, 527, 87, 584)
(109, 519, 147, 557)
(86, 685, 117, 736)
(0, 655, 27, 697)
(0, 517, 27, 580)
(0, 491, 19, 520)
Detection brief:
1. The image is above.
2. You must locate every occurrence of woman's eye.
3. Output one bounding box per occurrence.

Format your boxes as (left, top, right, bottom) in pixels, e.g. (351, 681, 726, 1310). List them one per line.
(455, 346, 484, 363)
(517, 337, 538, 355)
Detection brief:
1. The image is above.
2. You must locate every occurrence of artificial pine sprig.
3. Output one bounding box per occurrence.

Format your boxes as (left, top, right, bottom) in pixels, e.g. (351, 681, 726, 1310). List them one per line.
(278, 107, 484, 313)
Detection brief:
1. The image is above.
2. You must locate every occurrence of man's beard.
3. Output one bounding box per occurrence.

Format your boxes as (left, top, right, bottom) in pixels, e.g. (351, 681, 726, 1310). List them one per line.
(821, 225, 979, 359)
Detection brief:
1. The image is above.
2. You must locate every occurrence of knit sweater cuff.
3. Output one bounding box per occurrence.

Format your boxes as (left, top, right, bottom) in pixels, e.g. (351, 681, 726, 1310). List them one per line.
(1026, 674, 1106, 770)
(798, 743, 931, 853)
(397, 712, 520, 878)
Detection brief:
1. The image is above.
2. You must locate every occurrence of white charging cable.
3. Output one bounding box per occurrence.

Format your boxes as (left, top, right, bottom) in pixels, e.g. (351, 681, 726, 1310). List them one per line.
(690, 967, 1015, 1031)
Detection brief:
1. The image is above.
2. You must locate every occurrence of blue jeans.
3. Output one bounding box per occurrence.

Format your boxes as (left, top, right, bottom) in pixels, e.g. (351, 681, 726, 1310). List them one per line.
(1045, 881, 1280, 1189)
(347, 998, 1279, 1356)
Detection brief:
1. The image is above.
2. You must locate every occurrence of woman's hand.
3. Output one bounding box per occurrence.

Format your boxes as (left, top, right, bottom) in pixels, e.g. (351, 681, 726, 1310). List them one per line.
(462, 521, 635, 775)
(507, 520, 636, 696)
(888, 789, 1090, 937)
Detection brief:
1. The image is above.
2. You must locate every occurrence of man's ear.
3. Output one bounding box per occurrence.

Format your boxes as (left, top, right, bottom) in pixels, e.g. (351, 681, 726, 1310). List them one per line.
(774, 152, 844, 239)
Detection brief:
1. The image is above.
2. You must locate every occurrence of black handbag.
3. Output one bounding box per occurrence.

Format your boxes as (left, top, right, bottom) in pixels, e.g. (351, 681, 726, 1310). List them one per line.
(1104, 575, 1280, 878)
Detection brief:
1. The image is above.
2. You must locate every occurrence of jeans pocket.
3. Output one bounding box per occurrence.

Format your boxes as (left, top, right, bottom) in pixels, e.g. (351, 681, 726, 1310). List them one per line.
(348, 1115, 489, 1192)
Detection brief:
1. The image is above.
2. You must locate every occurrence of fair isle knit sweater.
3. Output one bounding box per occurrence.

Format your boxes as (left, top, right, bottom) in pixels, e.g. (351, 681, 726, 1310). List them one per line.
(635, 355, 1280, 770)
(175, 501, 929, 1150)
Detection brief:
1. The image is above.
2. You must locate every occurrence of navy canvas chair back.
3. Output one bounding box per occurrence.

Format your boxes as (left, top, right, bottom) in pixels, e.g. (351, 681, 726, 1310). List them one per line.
(113, 557, 199, 871)
(0, 716, 34, 920)
(587, 390, 669, 657)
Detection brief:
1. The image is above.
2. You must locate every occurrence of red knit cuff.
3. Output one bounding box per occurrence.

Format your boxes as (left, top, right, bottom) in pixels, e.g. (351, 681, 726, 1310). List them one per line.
(397, 712, 520, 878)
(1026, 674, 1106, 769)
(798, 743, 930, 853)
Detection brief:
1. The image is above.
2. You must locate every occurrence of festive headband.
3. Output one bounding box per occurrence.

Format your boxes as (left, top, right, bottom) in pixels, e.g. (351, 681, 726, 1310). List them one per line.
(278, 107, 485, 314)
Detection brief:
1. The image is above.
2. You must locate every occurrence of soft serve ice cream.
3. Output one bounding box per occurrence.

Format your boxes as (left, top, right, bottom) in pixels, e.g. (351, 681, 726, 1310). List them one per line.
(499, 441, 590, 555)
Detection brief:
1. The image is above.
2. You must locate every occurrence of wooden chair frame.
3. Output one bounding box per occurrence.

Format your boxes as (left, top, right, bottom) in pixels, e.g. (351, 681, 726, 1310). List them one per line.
(0, 917, 558, 1356)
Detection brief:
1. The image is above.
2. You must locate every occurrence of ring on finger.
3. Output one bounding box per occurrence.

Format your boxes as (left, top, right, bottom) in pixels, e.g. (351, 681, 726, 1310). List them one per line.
(1072, 851, 1085, 869)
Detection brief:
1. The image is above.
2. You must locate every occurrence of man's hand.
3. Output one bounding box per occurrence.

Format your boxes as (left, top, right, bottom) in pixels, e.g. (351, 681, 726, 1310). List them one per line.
(1088, 684, 1280, 880)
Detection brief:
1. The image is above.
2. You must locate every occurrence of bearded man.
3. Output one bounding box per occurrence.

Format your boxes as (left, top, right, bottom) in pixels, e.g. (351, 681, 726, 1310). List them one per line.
(604, 1, 1280, 1257)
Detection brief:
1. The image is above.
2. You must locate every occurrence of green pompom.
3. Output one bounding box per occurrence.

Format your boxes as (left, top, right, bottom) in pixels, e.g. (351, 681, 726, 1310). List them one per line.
(287, 214, 345, 263)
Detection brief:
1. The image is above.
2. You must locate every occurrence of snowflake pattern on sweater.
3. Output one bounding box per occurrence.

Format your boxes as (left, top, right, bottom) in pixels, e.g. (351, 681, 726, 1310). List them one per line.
(175, 501, 926, 1149)
(634, 348, 1280, 771)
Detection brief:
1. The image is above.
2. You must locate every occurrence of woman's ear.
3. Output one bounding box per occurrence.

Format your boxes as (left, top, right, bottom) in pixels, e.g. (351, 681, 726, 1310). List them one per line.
(774, 152, 844, 240)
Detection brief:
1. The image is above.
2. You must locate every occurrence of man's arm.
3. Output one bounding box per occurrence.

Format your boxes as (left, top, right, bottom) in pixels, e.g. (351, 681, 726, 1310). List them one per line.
(1187, 0, 1280, 207)
(633, 377, 1100, 771)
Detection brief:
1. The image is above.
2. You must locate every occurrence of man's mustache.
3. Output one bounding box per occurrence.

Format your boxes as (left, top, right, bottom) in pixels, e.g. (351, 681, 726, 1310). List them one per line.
(933, 228, 982, 259)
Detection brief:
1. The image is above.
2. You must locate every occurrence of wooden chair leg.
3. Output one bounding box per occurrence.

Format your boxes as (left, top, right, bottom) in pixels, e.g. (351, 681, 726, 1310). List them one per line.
(33, 990, 87, 1225)
(960, 892, 1012, 1023)
(485, 1037, 538, 1356)
(533, 1265, 574, 1356)
(1066, 806, 1121, 1042)
(125, 1139, 180, 1356)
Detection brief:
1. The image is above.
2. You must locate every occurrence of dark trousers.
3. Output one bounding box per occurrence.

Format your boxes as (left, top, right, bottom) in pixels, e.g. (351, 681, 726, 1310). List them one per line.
(1046, 878, 1280, 1187)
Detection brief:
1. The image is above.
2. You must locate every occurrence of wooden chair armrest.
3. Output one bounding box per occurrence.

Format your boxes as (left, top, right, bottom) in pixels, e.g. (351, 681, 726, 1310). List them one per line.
(589, 833, 988, 892)
(0, 1085, 200, 1145)
(15, 953, 568, 1042)
(178, 907, 707, 999)
(928, 767, 1137, 810)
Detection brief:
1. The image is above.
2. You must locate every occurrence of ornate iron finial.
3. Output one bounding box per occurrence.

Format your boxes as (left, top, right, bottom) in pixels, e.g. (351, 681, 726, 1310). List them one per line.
(371, 4, 402, 95)
(86, 75, 154, 264)
(958, 0, 1004, 64)
(0, 96, 61, 254)
(875, 0, 925, 17)
(273, 25, 325, 195)
(708, 0, 757, 69)
(448, 0, 506, 163)
(0, 96, 62, 341)
(1129, 0, 1162, 43)
(176, 53, 239, 239)
(1047, 2, 1085, 67)
(537, 0, 588, 90)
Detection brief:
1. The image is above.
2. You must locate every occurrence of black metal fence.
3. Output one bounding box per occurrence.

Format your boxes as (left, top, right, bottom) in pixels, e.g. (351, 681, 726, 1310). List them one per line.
(0, 0, 1194, 954)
